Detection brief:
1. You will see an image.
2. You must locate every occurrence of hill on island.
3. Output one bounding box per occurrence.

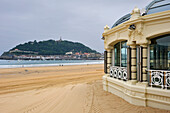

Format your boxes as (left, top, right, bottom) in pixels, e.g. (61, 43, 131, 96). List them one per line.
(1, 39, 98, 56)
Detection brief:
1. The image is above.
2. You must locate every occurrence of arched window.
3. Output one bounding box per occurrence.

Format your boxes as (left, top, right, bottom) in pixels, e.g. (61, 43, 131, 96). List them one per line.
(150, 34, 170, 70)
(114, 41, 128, 67)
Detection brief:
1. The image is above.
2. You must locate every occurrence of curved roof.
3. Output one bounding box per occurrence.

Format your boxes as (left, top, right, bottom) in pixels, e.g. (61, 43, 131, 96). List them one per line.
(111, 0, 170, 28)
(145, 0, 170, 15)
(111, 14, 131, 28)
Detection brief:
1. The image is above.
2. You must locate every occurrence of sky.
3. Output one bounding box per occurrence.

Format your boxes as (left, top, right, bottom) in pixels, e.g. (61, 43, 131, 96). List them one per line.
(0, 0, 153, 55)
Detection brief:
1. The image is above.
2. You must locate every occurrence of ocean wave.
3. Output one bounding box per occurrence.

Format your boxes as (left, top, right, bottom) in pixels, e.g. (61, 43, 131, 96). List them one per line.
(0, 60, 104, 68)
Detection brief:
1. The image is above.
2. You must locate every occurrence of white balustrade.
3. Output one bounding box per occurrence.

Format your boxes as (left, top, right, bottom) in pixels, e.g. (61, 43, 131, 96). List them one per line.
(110, 66, 127, 81)
(148, 69, 170, 89)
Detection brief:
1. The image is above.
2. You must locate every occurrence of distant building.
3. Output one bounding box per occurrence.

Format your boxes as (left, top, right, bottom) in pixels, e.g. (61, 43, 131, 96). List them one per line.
(102, 0, 170, 110)
(56, 36, 63, 42)
(65, 52, 73, 55)
(59, 37, 62, 41)
(75, 52, 80, 55)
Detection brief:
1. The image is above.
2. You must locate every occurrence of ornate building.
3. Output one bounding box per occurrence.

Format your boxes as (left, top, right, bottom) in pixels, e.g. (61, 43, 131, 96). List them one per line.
(102, 0, 170, 110)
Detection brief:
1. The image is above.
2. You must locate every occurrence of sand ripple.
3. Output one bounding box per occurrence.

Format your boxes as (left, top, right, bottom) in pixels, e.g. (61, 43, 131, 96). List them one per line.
(0, 64, 169, 113)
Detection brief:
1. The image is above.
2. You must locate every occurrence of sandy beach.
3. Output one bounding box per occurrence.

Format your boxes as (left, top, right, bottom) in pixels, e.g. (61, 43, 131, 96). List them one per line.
(0, 64, 170, 113)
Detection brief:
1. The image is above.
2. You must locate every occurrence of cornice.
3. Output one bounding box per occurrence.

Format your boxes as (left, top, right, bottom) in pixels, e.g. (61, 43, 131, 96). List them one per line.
(103, 10, 170, 37)
(142, 10, 170, 22)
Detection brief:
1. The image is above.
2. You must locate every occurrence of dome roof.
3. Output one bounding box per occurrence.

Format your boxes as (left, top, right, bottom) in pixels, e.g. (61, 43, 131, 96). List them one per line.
(111, 14, 131, 28)
(146, 0, 170, 15)
(111, 0, 170, 28)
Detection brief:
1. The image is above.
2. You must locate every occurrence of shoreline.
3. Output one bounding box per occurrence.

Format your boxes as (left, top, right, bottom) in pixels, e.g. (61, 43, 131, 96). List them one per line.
(0, 63, 103, 70)
(0, 60, 104, 69)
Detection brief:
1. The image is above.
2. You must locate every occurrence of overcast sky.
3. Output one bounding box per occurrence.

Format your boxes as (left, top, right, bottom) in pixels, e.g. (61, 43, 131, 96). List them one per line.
(0, 0, 153, 55)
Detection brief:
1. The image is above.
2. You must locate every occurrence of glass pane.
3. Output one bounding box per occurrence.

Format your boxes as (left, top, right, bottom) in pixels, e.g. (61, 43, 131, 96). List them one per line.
(150, 0, 170, 8)
(121, 41, 128, 67)
(147, 4, 170, 14)
(150, 34, 170, 70)
(114, 42, 120, 66)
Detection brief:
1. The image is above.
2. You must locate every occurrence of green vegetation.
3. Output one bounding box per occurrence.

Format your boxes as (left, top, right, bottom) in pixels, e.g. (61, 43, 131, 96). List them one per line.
(7, 39, 98, 55)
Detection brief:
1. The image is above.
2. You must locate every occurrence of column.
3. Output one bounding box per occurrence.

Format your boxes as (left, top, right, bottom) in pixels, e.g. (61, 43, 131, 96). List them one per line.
(130, 45, 137, 84)
(141, 44, 148, 83)
(127, 47, 131, 80)
(107, 49, 112, 73)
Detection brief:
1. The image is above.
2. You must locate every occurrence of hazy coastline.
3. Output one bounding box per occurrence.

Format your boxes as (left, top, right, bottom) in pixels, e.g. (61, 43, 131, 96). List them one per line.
(0, 60, 103, 68)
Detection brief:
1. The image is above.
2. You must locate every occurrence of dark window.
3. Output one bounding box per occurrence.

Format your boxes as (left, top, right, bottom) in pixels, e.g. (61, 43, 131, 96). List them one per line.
(150, 34, 170, 70)
(114, 41, 128, 67)
(114, 42, 120, 66)
(121, 41, 128, 67)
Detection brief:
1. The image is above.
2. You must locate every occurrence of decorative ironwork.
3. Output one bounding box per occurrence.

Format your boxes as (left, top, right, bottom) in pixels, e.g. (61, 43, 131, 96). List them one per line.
(110, 66, 127, 80)
(110, 68, 114, 77)
(165, 72, 170, 89)
(151, 71, 164, 88)
(148, 70, 170, 89)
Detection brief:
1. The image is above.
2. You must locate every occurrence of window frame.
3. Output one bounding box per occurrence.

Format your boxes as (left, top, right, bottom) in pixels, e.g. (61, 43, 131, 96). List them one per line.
(113, 41, 128, 67)
(149, 34, 170, 71)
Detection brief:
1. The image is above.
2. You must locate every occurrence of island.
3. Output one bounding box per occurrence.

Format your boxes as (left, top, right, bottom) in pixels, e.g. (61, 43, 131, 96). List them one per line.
(0, 39, 103, 60)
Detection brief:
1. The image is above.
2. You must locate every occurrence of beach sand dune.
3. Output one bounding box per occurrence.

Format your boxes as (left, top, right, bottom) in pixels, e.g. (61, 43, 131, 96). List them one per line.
(0, 64, 169, 113)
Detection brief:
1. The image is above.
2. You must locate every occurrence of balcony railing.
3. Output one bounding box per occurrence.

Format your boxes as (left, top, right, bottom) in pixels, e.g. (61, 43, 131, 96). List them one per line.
(148, 69, 170, 89)
(110, 66, 127, 81)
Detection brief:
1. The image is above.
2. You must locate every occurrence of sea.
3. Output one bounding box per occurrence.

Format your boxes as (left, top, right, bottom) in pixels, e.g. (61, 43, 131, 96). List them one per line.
(0, 60, 104, 68)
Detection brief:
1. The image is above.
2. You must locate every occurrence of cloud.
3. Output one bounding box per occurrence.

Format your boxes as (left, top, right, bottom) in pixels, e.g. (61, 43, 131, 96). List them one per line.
(0, 0, 153, 54)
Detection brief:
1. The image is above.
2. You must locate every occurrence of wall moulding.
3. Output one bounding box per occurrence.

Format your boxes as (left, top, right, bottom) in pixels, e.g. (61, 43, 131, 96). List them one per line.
(103, 11, 170, 50)
(103, 75, 170, 110)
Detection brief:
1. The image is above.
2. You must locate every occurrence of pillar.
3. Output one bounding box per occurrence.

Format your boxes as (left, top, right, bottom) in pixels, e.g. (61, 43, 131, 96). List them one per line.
(107, 49, 112, 73)
(129, 45, 137, 84)
(141, 44, 148, 82)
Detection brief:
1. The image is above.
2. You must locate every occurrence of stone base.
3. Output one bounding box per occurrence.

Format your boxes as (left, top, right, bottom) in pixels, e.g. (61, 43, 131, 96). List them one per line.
(136, 82, 148, 87)
(127, 80, 137, 85)
(103, 74, 170, 110)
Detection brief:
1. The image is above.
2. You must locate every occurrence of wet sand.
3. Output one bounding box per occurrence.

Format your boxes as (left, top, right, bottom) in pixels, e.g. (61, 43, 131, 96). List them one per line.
(0, 64, 169, 113)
